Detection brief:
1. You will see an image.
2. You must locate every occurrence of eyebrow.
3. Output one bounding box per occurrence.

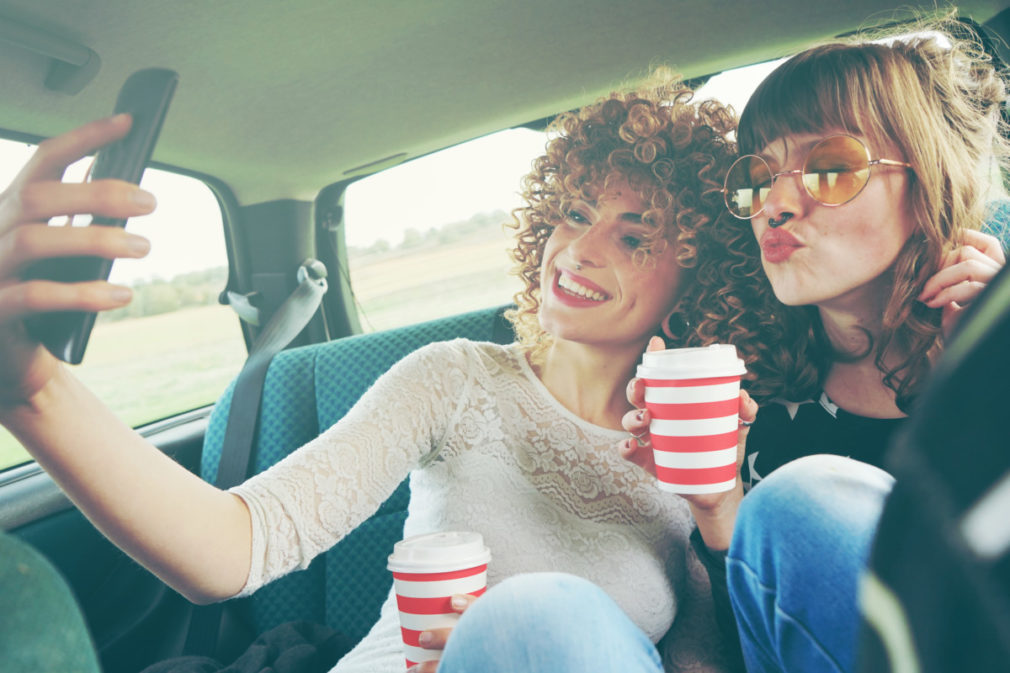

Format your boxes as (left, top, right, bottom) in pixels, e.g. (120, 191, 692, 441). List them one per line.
(573, 199, 645, 224)
(758, 137, 821, 164)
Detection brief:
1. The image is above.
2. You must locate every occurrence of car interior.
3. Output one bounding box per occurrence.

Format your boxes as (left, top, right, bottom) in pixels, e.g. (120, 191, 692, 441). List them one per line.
(1, 1, 1009, 671)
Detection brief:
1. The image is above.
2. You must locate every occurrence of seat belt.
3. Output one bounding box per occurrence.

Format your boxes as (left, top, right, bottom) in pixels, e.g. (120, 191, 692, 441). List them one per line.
(183, 258, 328, 657)
(213, 258, 328, 489)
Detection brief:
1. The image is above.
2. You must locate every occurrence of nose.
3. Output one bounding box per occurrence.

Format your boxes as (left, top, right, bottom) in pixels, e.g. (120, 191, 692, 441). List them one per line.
(760, 168, 805, 224)
(566, 220, 610, 269)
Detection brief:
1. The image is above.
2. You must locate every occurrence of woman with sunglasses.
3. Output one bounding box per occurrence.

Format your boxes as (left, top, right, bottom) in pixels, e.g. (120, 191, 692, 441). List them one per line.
(624, 18, 1009, 673)
(436, 16, 1007, 673)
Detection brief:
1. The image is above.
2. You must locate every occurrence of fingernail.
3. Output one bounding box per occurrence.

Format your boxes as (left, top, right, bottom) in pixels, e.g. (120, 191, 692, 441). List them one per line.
(418, 631, 433, 647)
(131, 189, 157, 210)
(126, 235, 151, 256)
(451, 594, 468, 610)
(109, 286, 132, 303)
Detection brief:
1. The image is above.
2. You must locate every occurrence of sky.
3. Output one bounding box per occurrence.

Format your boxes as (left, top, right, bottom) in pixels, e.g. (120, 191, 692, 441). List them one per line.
(0, 59, 784, 284)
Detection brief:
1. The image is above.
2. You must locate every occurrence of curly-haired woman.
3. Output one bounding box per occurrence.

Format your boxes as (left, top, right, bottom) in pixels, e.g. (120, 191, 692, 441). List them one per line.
(0, 72, 746, 672)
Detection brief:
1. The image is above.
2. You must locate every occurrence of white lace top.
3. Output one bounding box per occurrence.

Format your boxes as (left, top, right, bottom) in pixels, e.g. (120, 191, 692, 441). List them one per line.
(231, 340, 728, 672)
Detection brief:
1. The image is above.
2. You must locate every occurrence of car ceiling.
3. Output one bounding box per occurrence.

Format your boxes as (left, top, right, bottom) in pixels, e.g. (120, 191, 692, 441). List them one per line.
(1, 0, 1008, 205)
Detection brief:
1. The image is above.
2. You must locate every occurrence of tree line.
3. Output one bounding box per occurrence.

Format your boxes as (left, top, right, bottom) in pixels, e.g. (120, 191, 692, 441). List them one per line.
(347, 209, 511, 258)
(99, 266, 229, 323)
(99, 209, 513, 322)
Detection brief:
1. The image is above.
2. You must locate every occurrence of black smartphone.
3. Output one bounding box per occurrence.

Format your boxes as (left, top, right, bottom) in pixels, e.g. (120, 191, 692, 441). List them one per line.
(25, 68, 178, 364)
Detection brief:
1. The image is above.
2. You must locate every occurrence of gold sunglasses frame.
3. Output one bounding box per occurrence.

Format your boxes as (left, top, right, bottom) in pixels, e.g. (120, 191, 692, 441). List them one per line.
(723, 134, 913, 220)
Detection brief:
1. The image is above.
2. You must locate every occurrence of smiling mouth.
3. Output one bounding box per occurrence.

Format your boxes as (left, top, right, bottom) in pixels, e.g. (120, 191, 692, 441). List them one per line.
(557, 272, 610, 301)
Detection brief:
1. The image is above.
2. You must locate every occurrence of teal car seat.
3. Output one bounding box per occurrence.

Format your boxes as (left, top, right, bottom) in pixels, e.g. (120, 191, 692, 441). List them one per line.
(200, 305, 514, 645)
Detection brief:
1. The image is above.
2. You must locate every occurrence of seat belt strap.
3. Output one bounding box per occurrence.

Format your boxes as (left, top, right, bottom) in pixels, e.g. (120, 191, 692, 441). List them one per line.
(214, 258, 327, 489)
(184, 258, 327, 657)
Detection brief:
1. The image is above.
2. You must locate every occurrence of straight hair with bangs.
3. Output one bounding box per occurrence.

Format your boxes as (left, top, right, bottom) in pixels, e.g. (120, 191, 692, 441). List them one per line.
(731, 22, 1009, 411)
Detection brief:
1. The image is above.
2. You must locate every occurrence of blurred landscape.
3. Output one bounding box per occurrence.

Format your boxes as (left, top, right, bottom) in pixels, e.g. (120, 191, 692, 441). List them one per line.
(0, 213, 521, 469)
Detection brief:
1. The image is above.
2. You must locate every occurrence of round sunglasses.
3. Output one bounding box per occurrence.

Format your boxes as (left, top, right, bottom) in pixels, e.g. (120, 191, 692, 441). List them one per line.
(723, 134, 913, 219)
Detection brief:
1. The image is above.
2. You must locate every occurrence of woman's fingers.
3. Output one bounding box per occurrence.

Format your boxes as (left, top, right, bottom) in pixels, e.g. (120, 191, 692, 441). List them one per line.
(620, 405, 649, 435)
(619, 433, 656, 473)
(0, 222, 151, 278)
(417, 626, 454, 652)
(739, 388, 758, 424)
(619, 406, 655, 474)
(415, 594, 477, 649)
(448, 592, 478, 614)
(408, 660, 441, 673)
(625, 375, 646, 408)
(920, 245, 1003, 309)
(0, 115, 152, 407)
(926, 278, 990, 311)
(918, 235, 1006, 338)
(407, 594, 479, 672)
(18, 114, 133, 183)
(0, 178, 156, 232)
(0, 280, 133, 324)
(0, 115, 155, 239)
(962, 228, 1006, 264)
(736, 389, 757, 466)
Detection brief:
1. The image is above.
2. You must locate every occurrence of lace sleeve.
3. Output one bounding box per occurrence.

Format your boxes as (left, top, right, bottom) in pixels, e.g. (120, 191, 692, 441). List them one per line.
(230, 341, 472, 595)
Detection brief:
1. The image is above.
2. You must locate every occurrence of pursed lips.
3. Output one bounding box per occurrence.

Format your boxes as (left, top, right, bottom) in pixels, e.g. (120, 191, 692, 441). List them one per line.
(760, 228, 803, 263)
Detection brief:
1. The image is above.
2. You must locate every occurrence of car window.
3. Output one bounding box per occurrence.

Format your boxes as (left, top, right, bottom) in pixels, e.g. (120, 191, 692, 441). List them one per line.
(0, 140, 246, 471)
(339, 67, 790, 335)
(343, 128, 547, 332)
(694, 57, 786, 118)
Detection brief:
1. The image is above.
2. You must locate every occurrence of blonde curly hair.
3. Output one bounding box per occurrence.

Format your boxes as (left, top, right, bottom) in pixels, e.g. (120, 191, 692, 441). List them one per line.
(505, 69, 748, 366)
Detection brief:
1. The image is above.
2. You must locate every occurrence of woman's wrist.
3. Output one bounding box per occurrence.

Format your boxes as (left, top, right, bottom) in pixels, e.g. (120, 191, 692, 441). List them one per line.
(688, 486, 743, 551)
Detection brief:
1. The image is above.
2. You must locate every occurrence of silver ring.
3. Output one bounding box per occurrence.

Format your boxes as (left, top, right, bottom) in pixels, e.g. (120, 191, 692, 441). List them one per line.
(739, 419, 754, 427)
(630, 430, 649, 447)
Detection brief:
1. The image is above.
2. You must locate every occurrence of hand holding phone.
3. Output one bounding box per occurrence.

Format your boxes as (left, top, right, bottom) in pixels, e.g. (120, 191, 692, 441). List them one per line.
(25, 68, 178, 364)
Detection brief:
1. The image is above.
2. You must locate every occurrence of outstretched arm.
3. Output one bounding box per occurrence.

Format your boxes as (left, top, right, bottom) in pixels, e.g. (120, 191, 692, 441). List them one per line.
(0, 116, 252, 604)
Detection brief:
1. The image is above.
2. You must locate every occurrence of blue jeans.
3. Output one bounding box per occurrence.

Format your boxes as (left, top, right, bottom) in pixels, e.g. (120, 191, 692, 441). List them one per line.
(728, 455, 894, 673)
(437, 572, 663, 673)
(437, 455, 892, 673)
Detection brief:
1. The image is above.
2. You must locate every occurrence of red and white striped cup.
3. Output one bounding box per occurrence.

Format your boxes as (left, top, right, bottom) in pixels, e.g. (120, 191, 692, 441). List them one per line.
(637, 344, 747, 494)
(387, 531, 491, 669)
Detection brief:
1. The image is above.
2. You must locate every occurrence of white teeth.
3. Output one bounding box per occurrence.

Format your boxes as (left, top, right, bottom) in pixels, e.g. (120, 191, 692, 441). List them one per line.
(558, 273, 608, 301)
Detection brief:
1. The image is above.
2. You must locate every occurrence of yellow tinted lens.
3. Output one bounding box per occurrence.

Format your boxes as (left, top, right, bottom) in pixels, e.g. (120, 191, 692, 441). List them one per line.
(726, 155, 771, 218)
(803, 136, 870, 205)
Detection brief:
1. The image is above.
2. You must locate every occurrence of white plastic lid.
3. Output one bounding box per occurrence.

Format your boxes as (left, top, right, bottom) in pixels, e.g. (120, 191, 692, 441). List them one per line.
(637, 344, 746, 380)
(387, 531, 491, 573)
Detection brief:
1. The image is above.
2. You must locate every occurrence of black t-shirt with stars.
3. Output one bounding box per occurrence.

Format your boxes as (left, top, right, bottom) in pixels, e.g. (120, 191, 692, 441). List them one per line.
(741, 392, 905, 489)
